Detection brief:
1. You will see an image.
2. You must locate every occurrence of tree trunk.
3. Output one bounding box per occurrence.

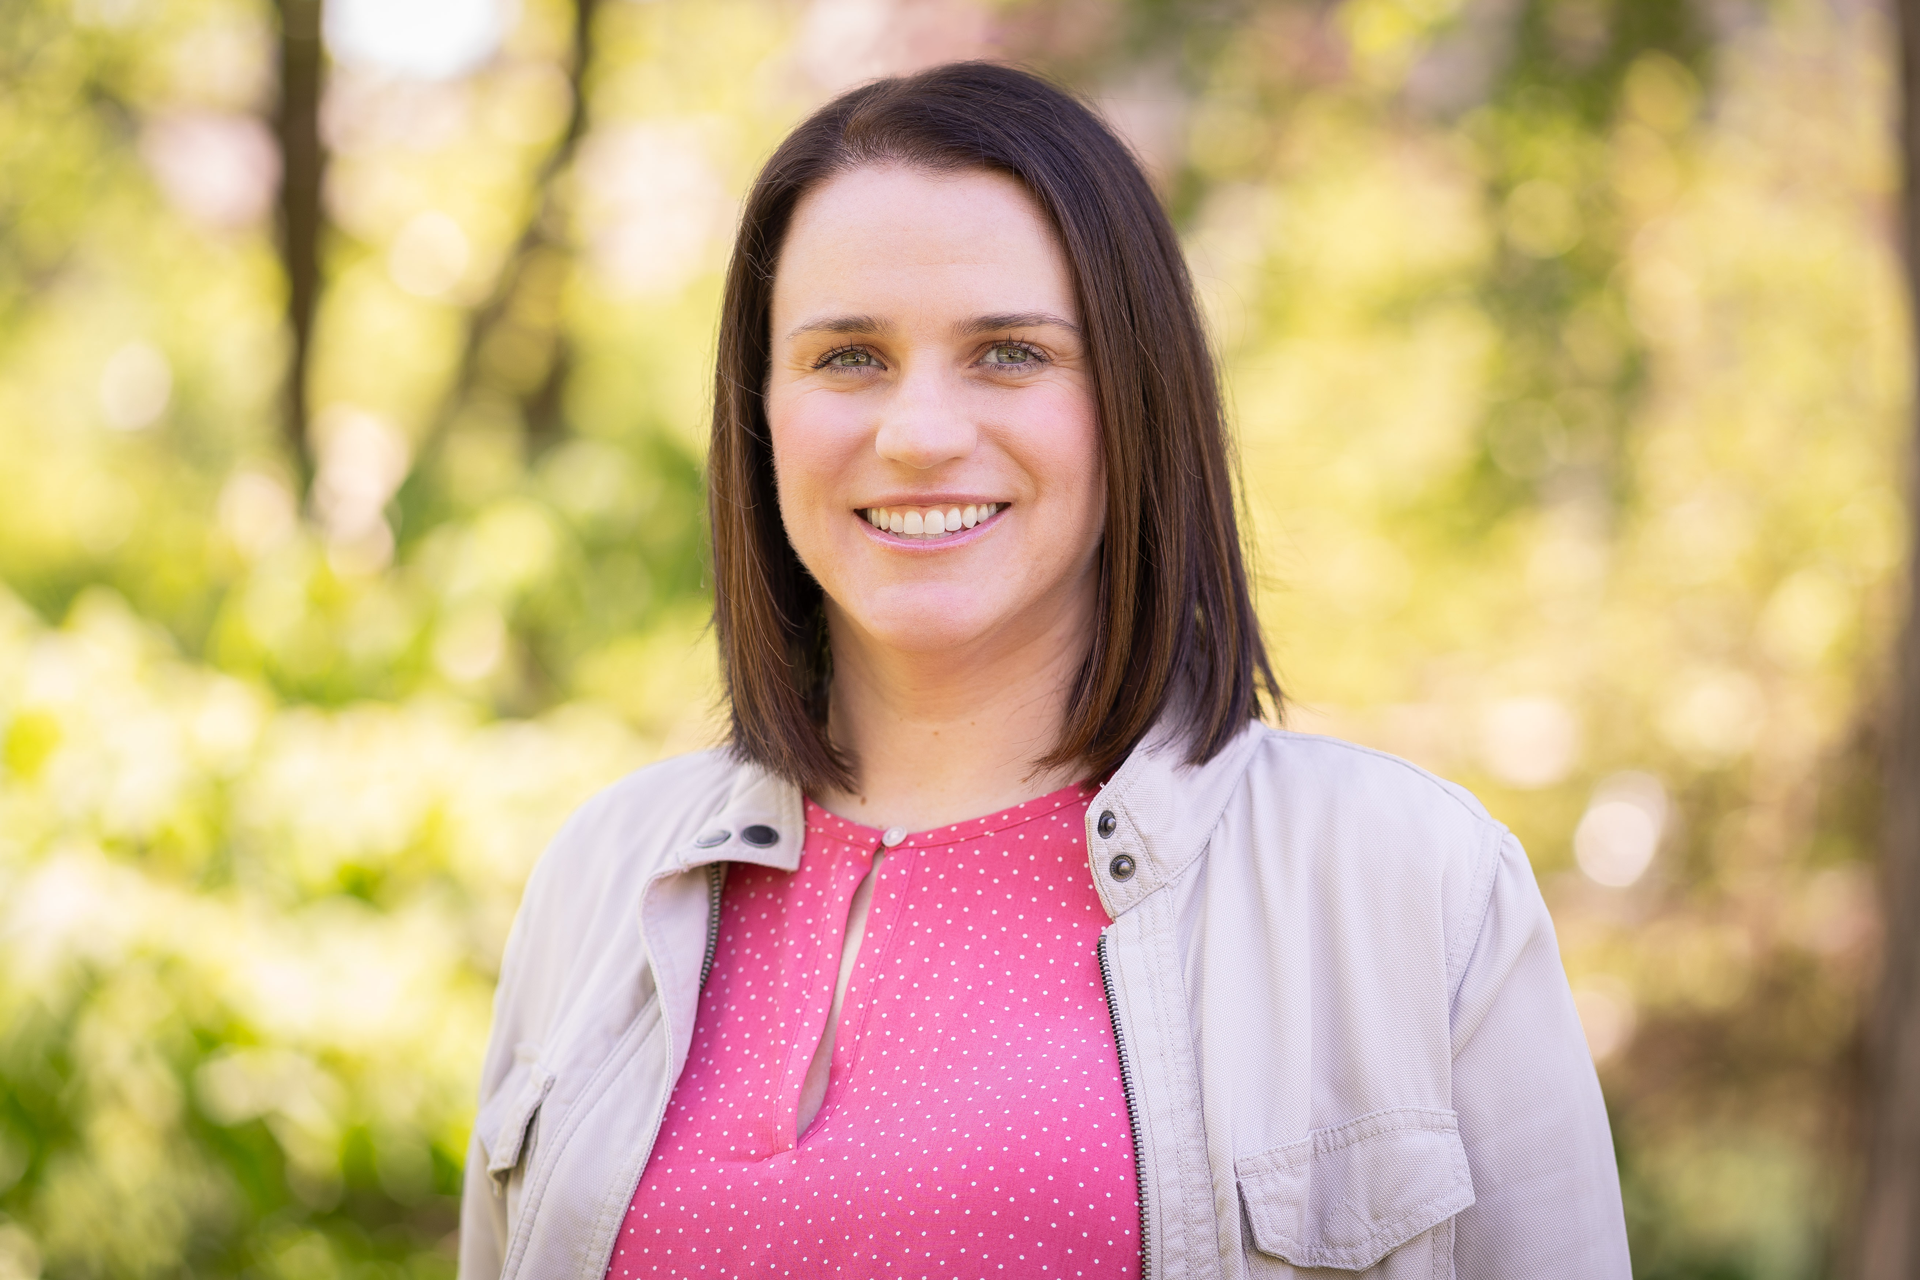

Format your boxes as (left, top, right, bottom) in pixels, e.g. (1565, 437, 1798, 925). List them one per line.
(272, 0, 326, 486)
(426, 0, 602, 464)
(1859, 0, 1920, 1272)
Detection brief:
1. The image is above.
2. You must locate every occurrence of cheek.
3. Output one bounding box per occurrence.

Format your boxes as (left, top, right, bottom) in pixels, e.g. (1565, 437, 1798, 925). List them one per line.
(1030, 388, 1105, 538)
(766, 389, 874, 583)
(765, 387, 808, 486)
(768, 391, 847, 508)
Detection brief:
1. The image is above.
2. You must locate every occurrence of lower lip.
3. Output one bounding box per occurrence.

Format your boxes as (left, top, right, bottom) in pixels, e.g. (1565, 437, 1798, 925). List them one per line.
(857, 508, 1005, 549)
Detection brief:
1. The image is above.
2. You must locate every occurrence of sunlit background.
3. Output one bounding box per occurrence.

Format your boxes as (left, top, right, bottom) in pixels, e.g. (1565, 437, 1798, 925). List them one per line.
(0, 0, 1900, 1275)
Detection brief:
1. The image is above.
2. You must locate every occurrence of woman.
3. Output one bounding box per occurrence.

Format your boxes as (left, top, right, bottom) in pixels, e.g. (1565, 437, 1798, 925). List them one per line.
(460, 62, 1629, 1279)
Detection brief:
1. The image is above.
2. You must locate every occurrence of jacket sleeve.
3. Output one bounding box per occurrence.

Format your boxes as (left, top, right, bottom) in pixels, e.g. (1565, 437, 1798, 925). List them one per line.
(457, 818, 565, 1280)
(1448, 830, 1632, 1277)
(458, 1123, 507, 1278)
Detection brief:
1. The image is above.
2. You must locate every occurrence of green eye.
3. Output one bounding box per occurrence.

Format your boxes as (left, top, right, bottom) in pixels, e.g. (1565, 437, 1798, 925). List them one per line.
(987, 342, 1038, 365)
(826, 348, 873, 367)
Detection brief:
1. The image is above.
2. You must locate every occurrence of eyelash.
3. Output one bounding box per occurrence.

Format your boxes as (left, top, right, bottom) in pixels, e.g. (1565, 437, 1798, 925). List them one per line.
(810, 341, 1049, 371)
(814, 345, 875, 369)
(985, 340, 1046, 366)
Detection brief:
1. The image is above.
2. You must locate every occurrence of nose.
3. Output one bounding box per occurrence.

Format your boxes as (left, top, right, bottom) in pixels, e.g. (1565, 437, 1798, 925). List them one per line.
(872, 364, 977, 470)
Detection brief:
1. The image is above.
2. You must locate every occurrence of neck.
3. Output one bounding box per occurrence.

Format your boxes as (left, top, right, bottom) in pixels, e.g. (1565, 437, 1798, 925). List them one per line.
(814, 589, 1096, 832)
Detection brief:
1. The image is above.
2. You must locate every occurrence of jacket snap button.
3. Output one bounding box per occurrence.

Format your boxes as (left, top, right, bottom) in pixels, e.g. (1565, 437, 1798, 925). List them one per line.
(1097, 810, 1117, 839)
(740, 824, 779, 848)
(693, 829, 731, 848)
(1108, 853, 1136, 881)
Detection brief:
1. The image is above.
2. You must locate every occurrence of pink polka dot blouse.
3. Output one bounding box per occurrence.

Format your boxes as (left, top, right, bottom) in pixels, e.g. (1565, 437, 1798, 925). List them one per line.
(604, 782, 1141, 1278)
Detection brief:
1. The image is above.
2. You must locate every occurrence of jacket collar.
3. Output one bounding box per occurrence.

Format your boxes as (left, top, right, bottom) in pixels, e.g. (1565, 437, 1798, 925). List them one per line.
(1083, 717, 1271, 920)
(669, 717, 1272, 919)
(668, 752, 806, 875)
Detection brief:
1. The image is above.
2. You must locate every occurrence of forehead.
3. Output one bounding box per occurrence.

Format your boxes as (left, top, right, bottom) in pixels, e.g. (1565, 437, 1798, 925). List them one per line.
(772, 165, 1077, 326)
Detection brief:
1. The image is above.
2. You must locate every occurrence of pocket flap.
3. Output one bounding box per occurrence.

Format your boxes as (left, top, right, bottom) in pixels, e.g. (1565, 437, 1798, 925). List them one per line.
(475, 1048, 555, 1184)
(1235, 1107, 1474, 1271)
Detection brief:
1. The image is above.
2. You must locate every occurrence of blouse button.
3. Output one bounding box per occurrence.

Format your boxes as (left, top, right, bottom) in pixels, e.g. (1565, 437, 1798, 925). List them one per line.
(1108, 854, 1136, 881)
(881, 827, 907, 848)
(1096, 810, 1118, 839)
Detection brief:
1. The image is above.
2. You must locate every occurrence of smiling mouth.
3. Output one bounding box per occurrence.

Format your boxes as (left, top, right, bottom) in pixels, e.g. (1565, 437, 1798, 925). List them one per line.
(862, 503, 1002, 540)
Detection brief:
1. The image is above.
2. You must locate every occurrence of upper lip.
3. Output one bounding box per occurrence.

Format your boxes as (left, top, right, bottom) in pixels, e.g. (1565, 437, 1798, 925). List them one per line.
(855, 495, 1008, 508)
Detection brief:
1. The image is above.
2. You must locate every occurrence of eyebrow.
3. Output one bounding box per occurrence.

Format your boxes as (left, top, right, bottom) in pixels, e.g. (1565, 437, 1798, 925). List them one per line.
(786, 314, 887, 339)
(958, 311, 1080, 336)
(784, 310, 1081, 340)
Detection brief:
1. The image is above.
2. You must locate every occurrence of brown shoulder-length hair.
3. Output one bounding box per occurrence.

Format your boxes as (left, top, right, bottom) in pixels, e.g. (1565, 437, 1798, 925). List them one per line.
(710, 60, 1279, 796)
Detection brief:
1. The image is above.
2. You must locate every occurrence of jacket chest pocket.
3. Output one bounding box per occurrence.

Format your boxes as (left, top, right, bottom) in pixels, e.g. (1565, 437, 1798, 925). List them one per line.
(476, 1046, 556, 1195)
(1236, 1107, 1474, 1277)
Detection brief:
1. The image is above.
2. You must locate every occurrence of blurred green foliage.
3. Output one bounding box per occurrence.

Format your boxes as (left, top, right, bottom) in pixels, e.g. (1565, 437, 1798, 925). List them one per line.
(0, 0, 1901, 1275)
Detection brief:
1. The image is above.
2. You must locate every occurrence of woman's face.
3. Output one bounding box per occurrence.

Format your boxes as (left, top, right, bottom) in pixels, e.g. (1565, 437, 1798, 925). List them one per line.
(766, 165, 1104, 665)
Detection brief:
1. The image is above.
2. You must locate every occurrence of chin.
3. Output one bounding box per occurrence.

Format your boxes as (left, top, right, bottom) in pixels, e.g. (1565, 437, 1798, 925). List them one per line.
(856, 606, 1006, 656)
(839, 588, 1009, 654)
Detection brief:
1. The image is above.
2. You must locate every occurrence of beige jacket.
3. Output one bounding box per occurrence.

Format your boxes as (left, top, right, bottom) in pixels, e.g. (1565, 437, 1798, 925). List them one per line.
(458, 721, 1631, 1279)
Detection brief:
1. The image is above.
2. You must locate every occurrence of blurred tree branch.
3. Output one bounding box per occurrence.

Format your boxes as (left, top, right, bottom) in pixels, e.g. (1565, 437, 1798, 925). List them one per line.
(1859, 0, 1920, 1270)
(425, 0, 603, 472)
(272, 0, 326, 488)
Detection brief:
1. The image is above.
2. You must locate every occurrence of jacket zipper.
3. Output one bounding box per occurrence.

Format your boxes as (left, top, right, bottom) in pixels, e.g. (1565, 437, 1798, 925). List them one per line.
(1098, 931, 1152, 1280)
(698, 862, 727, 989)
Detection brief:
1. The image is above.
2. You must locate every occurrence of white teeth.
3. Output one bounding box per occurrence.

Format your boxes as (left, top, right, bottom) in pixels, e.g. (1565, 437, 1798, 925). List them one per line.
(864, 504, 1002, 539)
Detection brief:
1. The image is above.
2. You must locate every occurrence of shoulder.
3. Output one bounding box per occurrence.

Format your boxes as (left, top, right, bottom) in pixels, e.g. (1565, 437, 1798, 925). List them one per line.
(489, 748, 752, 1039)
(1218, 725, 1510, 959)
(508, 748, 745, 961)
(1242, 726, 1498, 831)
(521, 748, 742, 905)
(549, 747, 744, 859)
(478, 748, 753, 1089)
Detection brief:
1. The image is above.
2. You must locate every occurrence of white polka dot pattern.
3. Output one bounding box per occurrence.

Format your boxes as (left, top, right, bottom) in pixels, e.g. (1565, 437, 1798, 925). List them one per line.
(605, 783, 1141, 1278)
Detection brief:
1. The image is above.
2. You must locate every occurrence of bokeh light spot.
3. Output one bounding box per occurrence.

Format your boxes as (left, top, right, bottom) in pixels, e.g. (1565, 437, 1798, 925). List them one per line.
(1575, 771, 1668, 887)
(98, 343, 173, 431)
